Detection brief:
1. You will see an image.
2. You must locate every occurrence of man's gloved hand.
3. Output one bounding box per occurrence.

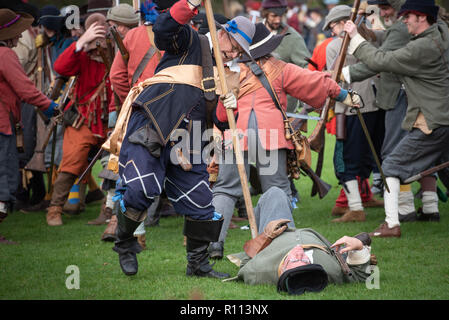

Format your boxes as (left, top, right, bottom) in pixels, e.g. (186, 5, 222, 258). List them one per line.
(220, 92, 237, 110)
(42, 101, 59, 118)
(35, 33, 49, 49)
(263, 219, 291, 239)
(341, 91, 361, 108)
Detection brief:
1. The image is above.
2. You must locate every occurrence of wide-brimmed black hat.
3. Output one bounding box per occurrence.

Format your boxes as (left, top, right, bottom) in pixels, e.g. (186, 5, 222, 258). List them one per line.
(277, 264, 328, 295)
(154, 0, 179, 11)
(38, 5, 65, 32)
(238, 22, 284, 63)
(87, 0, 113, 16)
(261, 0, 288, 16)
(197, 13, 229, 35)
(367, 0, 390, 5)
(398, 0, 439, 21)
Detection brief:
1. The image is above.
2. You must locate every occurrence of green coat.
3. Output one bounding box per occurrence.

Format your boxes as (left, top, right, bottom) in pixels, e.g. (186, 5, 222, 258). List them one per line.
(351, 21, 449, 131)
(230, 228, 370, 286)
(349, 21, 411, 110)
(272, 25, 311, 112)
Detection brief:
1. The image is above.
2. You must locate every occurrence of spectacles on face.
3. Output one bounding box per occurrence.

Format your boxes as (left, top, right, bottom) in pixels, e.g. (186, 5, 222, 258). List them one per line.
(225, 32, 243, 55)
(329, 22, 337, 30)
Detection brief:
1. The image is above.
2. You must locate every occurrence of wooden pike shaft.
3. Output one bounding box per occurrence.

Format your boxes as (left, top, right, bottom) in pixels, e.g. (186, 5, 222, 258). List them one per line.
(204, 0, 258, 239)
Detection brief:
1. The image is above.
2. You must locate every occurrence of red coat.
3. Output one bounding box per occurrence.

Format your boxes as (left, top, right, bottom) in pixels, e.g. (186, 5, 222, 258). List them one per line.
(110, 25, 163, 103)
(0, 47, 51, 135)
(53, 42, 113, 138)
(307, 37, 333, 72)
(235, 57, 342, 150)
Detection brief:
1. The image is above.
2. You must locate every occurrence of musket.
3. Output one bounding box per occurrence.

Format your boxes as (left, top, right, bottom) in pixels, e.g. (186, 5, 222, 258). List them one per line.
(308, 0, 361, 153)
(281, 95, 331, 199)
(25, 76, 77, 173)
(332, 247, 353, 277)
(96, 39, 117, 116)
(110, 25, 129, 64)
(404, 161, 449, 184)
(96, 41, 112, 71)
(48, 76, 67, 101)
(77, 42, 121, 183)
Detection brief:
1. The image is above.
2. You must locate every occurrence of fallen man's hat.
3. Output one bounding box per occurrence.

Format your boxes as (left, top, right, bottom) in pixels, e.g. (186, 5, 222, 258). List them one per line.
(277, 245, 328, 295)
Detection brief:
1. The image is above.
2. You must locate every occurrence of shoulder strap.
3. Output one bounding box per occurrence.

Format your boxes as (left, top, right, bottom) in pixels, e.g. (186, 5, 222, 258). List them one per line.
(131, 46, 157, 86)
(131, 26, 160, 86)
(198, 34, 216, 101)
(247, 60, 286, 120)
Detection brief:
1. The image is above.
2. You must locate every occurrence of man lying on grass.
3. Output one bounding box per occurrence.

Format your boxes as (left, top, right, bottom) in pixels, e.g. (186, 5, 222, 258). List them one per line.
(226, 186, 377, 295)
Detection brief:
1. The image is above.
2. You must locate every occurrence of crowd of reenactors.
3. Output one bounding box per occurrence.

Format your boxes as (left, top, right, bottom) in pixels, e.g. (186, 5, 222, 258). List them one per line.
(0, 0, 448, 295)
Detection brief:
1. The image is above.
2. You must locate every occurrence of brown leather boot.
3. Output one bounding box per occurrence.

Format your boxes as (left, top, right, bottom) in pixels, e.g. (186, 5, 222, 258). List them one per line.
(87, 203, 113, 225)
(332, 210, 366, 222)
(363, 198, 384, 208)
(331, 205, 348, 216)
(136, 234, 147, 250)
(101, 215, 118, 242)
(369, 222, 401, 238)
(46, 206, 63, 226)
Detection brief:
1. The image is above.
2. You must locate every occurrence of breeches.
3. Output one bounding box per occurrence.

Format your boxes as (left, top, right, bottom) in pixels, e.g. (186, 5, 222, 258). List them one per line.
(59, 124, 100, 177)
(382, 127, 449, 183)
(118, 110, 214, 220)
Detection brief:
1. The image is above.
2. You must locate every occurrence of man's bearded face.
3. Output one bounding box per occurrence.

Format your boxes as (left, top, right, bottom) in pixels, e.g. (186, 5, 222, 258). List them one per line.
(265, 12, 282, 31)
(379, 5, 397, 26)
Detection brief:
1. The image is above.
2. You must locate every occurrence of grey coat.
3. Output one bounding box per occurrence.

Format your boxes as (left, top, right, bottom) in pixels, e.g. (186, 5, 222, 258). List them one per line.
(349, 20, 411, 110)
(230, 228, 371, 286)
(352, 20, 449, 131)
(272, 24, 311, 112)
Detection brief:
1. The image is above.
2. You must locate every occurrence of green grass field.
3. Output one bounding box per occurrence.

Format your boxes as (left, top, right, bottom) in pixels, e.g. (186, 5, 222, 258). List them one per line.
(1, 133, 448, 300)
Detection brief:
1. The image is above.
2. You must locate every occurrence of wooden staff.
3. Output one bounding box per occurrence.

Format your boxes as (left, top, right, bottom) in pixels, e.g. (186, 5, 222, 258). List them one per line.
(204, 0, 258, 239)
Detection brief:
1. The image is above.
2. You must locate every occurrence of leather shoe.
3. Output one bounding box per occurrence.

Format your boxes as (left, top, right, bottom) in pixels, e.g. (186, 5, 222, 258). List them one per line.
(399, 211, 417, 222)
(46, 206, 63, 226)
(331, 205, 348, 217)
(118, 252, 138, 276)
(363, 198, 384, 208)
(101, 215, 118, 242)
(87, 205, 113, 225)
(417, 207, 440, 222)
(186, 266, 229, 279)
(332, 210, 365, 222)
(369, 222, 401, 238)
